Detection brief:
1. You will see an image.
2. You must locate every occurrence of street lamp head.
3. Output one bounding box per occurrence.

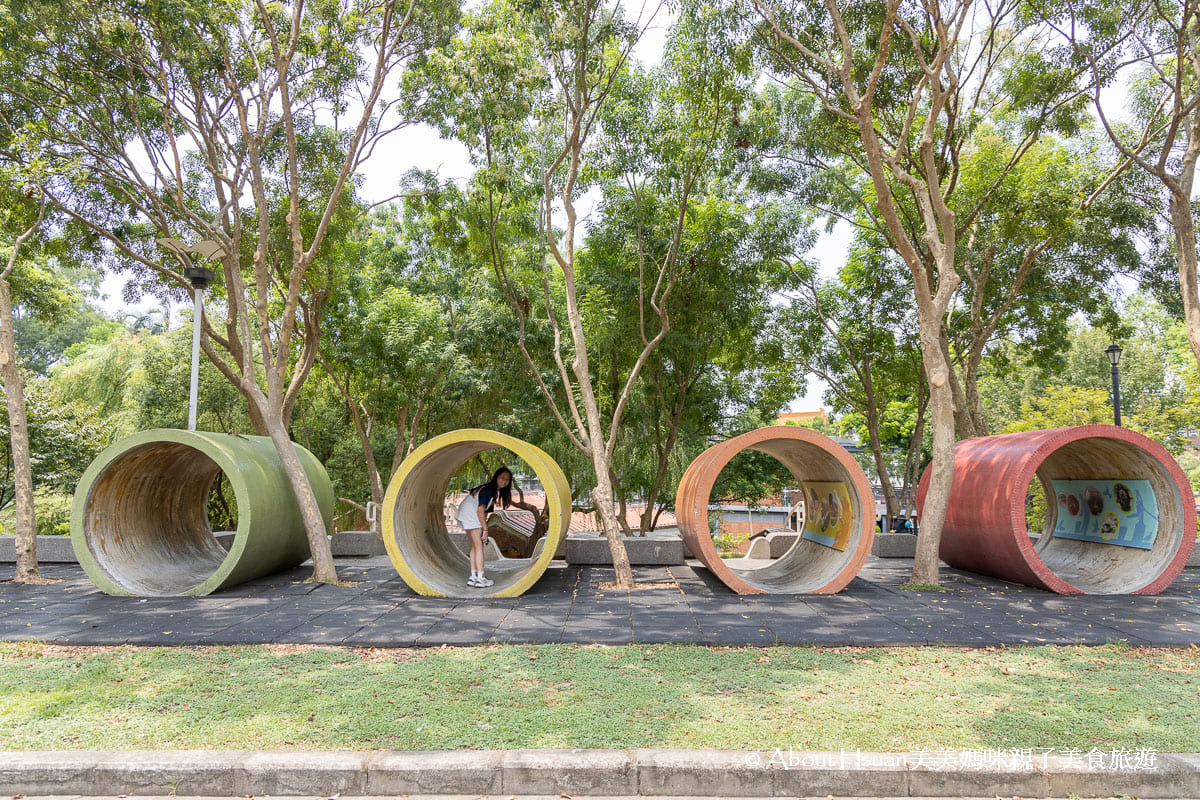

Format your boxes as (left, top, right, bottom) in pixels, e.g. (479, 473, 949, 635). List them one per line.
(1106, 343, 1122, 367)
(157, 237, 227, 267)
(184, 266, 215, 289)
(156, 236, 187, 256)
(190, 240, 226, 260)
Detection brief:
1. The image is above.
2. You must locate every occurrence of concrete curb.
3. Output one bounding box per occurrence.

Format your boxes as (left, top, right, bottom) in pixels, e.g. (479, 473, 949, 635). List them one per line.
(566, 531, 686, 565)
(0, 749, 1195, 797)
(872, 532, 918, 558)
(0, 535, 76, 563)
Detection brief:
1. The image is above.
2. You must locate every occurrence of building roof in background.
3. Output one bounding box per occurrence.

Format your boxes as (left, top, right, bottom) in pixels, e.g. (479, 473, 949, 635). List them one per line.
(776, 410, 828, 425)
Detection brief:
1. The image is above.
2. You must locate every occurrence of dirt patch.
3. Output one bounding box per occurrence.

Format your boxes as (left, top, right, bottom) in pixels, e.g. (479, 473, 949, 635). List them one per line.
(596, 580, 678, 591)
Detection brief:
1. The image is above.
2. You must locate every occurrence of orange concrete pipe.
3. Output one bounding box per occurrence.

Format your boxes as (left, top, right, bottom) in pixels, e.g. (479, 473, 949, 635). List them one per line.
(676, 425, 875, 594)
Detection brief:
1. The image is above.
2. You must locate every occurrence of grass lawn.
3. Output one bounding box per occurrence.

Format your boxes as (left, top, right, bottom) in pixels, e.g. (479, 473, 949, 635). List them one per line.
(1, 642, 1196, 751)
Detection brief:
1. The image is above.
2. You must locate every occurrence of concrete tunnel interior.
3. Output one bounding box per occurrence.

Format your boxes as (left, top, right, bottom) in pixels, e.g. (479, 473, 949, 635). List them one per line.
(383, 430, 570, 597)
(678, 426, 875, 594)
(1026, 436, 1189, 594)
(71, 429, 330, 597)
(78, 441, 231, 597)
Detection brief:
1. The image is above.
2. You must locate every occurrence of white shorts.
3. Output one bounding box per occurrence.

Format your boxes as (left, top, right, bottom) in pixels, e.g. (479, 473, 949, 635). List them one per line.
(456, 492, 483, 531)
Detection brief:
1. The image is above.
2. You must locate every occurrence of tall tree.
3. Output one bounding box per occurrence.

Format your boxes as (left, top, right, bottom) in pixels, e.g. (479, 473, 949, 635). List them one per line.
(592, 192, 803, 535)
(1039, 0, 1200, 376)
(537, 1, 750, 583)
(0, 377, 111, 517)
(422, 0, 746, 584)
(0, 179, 44, 582)
(988, 294, 1200, 452)
(780, 236, 925, 520)
(945, 131, 1147, 436)
(318, 206, 485, 510)
(744, 0, 1101, 583)
(0, 0, 458, 583)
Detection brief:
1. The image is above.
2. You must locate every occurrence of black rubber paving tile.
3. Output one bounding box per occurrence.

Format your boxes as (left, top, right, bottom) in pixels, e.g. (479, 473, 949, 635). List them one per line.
(3, 558, 1198, 647)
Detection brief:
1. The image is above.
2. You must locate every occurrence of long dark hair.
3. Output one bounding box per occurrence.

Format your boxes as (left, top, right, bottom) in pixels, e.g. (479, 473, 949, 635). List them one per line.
(470, 466, 516, 509)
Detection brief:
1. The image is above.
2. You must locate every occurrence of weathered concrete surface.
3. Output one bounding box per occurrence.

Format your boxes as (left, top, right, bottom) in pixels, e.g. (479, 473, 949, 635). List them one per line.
(381, 429, 570, 598)
(366, 750, 502, 795)
(1042, 752, 1198, 798)
(738, 533, 801, 561)
(633, 749, 774, 797)
(501, 749, 636, 795)
(233, 752, 366, 796)
(0, 751, 245, 796)
(0, 535, 76, 563)
(766, 751, 908, 797)
(745, 536, 772, 560)
(652, 526, 695, 558)
(873, 533, 918, 558)
(676, 426, 875, 594)
(767, 531, 799, 558)
(70, 430, 333, 597)
(904, 751, 1046, 797)
(330, 531, 387, 558)
(0, 749, 1196, 797)
(565, 531, 685, 565)
(447, 531, 522, 562)
(917, 425, 1196, 594)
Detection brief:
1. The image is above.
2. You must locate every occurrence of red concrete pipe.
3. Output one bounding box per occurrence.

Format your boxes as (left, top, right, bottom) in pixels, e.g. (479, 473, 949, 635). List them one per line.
(917, 425, 1196, 594)
(676, 425, 875, 594)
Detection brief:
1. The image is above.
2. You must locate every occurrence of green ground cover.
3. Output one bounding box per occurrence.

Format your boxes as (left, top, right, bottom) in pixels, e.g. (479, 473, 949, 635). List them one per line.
(1, 642, 1195, 751)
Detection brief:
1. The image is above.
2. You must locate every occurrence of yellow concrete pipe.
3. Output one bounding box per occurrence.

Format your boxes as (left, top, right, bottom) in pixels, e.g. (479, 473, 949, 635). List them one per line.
(382, 429, 571, 597)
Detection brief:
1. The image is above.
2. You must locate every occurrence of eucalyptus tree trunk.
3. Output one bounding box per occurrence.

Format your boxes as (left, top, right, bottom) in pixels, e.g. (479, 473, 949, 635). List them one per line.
(248, 383, 339, 583)
(0, 210, 44, 583)
(864, 402, 900, 520)
(561, 227, 636, 587)
(0, 278, 38, 583)
(838, 0, 964, 586)
(1169, 136, 1200, 373)
(912, 305, 958, 584)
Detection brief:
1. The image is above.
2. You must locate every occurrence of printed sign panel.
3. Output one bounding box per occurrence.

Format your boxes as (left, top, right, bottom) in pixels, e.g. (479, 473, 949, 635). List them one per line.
(1049, 479, 1159, 550)
(801, 481, 852, 551)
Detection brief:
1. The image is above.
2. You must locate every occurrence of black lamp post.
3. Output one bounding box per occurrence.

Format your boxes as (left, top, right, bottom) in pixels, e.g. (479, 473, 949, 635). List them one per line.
(157, 237, 224, 431)
(1106, 343, 1123, 426)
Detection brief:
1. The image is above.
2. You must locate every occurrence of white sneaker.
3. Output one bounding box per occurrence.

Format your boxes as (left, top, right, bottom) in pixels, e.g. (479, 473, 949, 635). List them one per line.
(478, 575, 494, 587)
(467, 575, 483, 587)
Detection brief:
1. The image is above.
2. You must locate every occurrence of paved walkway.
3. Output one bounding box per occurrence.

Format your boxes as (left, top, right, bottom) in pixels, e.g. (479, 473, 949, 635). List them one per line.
(1, 557, 1197, 647)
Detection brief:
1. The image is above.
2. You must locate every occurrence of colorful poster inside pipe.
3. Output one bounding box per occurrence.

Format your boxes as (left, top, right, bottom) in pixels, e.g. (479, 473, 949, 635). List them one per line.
(801, 481, 851, 551)
(1049, 479, 1159, 550)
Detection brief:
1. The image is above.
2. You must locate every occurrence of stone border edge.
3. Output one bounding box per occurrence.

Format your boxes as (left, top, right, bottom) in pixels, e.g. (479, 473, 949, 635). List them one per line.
(0, 749, 1194, 797)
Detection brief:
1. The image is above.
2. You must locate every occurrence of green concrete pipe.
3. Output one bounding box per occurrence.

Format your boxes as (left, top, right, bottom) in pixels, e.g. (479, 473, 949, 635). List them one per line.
(70, 429, 334, 596)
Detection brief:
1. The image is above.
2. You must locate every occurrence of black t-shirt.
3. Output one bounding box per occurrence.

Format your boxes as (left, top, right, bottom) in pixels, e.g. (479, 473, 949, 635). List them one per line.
(475, 485, 497, 513)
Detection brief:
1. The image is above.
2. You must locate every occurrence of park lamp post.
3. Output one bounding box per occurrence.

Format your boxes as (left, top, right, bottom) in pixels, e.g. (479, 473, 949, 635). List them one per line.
(1106, 343, 1123, 427)
(157, 238, 225, 431)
